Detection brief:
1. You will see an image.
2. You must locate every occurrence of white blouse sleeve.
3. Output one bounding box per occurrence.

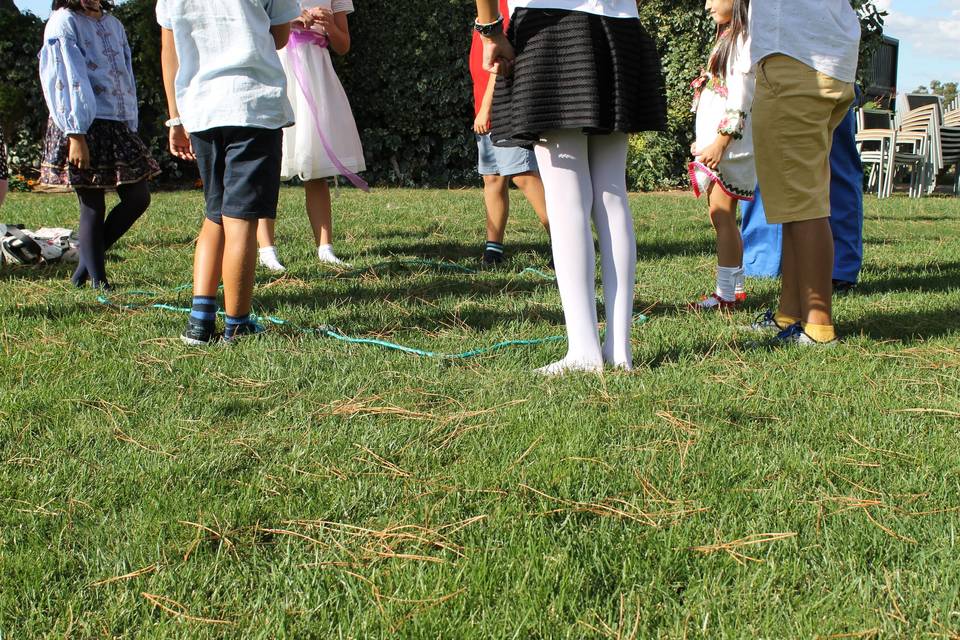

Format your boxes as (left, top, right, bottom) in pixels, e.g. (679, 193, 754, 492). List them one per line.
(718, 34, 756, 139)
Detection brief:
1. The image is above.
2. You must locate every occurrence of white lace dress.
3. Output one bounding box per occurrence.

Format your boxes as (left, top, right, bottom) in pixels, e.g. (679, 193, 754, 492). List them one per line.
(278, 0, 366, 181)
(688, 33, 756, 201)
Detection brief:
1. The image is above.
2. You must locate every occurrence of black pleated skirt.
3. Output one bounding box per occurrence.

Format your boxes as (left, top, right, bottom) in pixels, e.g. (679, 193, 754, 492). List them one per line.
(491, 8, 667, 148)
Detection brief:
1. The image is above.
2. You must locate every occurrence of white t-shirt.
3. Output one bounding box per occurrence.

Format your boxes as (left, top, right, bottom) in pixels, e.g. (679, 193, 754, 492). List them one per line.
(748, 1, 861, 83)
(507, 1, 638, 19)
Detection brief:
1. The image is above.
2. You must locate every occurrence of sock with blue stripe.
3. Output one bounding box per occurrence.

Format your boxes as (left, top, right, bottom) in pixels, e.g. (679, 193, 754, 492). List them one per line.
(190, 295, 218, 326)
(224, 313, 253, 338)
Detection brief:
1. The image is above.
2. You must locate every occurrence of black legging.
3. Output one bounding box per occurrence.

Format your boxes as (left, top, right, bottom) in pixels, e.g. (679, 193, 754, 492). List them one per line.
(73, 181, 151, 288)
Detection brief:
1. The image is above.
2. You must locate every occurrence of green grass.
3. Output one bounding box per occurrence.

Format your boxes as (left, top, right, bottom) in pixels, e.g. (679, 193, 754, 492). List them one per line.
(2, 187, 960, 639)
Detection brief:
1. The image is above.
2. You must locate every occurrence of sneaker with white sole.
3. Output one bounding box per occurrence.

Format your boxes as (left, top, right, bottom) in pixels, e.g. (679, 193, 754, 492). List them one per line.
(770, 322, 839, 347)
(688, 293, 737, 312)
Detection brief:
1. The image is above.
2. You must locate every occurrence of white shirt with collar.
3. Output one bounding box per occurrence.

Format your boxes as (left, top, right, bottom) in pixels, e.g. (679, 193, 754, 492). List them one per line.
(748, 0, 861, 83)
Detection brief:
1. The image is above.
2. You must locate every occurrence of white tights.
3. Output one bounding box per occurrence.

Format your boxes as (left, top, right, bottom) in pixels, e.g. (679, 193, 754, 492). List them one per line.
(534, 130, 637, 373)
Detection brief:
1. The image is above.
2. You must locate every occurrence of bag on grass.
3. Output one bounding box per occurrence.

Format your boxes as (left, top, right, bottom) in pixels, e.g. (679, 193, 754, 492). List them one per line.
(0, 224, 79, 266)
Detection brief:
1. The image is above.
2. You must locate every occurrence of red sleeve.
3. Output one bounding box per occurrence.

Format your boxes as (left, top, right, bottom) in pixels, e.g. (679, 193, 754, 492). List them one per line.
(469, 0, 512, 117)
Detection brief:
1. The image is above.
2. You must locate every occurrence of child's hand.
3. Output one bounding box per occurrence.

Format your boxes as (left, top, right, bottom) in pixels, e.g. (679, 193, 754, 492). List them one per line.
(169, 125, 195, 161)
(309, 7, 334, 33)
(473, 109, 492, 135)
(694, 136, 730, 170)
(67, 135, 90, 170)
(482, 33, 515, 76)
(293, 9, 312, 27)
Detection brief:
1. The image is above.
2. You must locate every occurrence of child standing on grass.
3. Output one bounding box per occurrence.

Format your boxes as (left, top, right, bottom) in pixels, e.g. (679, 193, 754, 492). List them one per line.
(469, 0, 550, 267)
(688, 0, 754, 311)
(39, 0, 159, 290)
(475, 0, 667, 375)
(748, 0, 860, 345)
(256, 0, 366, 272)
(157, 0, 301, 345)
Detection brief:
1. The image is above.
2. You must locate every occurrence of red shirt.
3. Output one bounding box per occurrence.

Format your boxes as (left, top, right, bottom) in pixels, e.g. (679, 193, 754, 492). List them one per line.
(469, 0, 511, 117)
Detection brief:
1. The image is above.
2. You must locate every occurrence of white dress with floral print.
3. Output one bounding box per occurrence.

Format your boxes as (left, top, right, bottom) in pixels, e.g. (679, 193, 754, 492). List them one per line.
(689, 33, 756, 201)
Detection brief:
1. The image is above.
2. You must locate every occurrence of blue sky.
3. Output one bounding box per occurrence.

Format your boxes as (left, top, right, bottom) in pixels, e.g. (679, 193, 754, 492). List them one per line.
(14, 0, 958, 91)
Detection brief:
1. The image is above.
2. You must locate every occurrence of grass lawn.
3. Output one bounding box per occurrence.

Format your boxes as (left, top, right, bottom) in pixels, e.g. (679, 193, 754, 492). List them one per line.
(2, 187, 960, 638)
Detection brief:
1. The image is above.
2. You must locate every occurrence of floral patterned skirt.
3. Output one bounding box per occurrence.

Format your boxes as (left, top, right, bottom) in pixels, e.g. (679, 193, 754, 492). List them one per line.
(40, 118, 160, 189)
(0, 125, 8, 181)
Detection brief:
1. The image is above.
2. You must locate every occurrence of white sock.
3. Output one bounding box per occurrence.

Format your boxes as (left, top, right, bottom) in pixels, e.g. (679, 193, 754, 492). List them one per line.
(534, 130, 635, 372)
(716, 266, 739, 302)
(734, 267, 745, 298)
(258, 246, 286, 272)
(317, 244, 348, 265)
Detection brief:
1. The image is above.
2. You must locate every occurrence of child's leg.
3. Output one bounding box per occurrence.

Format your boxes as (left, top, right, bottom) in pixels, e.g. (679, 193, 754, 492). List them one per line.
(483, 174, 510, 244)
(511, 172, 551, 233)
(787, 217, 835, 328)
(708, 184, 741, 268)
(587, 133, 636, 369)
(257, 218, 276, 249)
(305, 178, 332, 246)
(72, 181, 151, 286)
(705, 183, 743, 304)
(0, 180, 7, 208)
(534, 129, 602, 374)
(193, 218, 225, 298)
(74, 188, 109, 288)
(220, 217, 258, 318)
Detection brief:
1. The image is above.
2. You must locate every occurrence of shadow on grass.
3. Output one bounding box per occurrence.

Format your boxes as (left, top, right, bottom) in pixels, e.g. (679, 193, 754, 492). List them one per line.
(367, 237, 718, 262)
(0, 263, 76, 283)
(858, 261, 960, 296)
(853, 306, 960, 341)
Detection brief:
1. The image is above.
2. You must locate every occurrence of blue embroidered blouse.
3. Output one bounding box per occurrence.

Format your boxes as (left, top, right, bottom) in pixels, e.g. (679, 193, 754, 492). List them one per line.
(39, 9, 139, 135)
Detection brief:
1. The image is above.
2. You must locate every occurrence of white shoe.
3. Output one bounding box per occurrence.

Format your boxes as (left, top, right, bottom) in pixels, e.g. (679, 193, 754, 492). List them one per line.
(258, 247, 286, 272)
(535, 358, 603, 377)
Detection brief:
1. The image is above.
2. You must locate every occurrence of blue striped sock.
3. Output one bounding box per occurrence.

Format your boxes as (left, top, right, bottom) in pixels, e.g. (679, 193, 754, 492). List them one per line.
(190, 296, 218, 324)
(225, 313, 251, 328)
(485, 241, 504, 254)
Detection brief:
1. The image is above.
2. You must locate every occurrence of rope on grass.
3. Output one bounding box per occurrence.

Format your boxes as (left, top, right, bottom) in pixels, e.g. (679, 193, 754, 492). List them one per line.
(96, 259, 648, 360)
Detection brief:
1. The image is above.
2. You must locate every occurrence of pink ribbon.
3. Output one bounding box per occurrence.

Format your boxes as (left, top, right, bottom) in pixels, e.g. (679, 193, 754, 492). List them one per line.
(288, 28, 370, 192)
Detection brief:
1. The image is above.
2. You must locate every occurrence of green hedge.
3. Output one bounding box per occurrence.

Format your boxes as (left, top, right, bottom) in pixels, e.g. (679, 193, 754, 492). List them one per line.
(0, 1, 883, 190)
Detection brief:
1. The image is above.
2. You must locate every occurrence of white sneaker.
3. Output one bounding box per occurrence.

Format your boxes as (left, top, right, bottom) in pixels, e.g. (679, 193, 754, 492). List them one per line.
(258, 247, 286, 272)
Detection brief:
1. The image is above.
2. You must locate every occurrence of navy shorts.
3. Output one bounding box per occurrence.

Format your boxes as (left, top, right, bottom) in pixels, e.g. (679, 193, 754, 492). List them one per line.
(191, 127, 283, 224)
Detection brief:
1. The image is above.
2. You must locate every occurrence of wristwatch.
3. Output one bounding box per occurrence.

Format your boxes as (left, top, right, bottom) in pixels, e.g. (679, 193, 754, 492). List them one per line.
(164, 117, 183, 128)
(474, 15, 504, 37)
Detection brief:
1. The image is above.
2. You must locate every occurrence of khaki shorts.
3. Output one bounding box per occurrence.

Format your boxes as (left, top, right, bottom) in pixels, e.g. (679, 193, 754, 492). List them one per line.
(752, 55, 855, 224)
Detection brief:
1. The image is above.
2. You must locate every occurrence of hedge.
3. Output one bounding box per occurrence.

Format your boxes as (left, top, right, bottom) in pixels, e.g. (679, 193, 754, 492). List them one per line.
(0, 1, 884, 190)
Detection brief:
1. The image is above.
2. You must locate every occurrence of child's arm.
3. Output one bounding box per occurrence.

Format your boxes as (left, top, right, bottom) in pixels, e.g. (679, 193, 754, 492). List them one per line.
(160, 28, 194, 161)
(271, 22, 291, 49)
(39, 16, 97, 168)
(310, 7, 351, 55)
(473, 73, 496, 134)
(695, 35, 756, 170)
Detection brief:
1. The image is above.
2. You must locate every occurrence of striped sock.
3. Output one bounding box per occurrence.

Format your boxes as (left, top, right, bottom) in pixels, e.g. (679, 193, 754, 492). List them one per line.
(224, 313, 252, 338)
(190, 296, 218, 325)
(485, 241, 504, 255)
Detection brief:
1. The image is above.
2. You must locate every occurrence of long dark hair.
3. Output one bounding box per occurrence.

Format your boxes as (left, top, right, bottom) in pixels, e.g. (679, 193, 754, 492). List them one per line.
(51, 0, 115, 12)
(708, 0, 749, 77)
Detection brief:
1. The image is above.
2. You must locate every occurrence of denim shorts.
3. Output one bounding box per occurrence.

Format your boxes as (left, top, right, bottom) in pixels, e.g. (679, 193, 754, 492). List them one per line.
(192, 126, 283, 224)
(476, 133, 537, 176)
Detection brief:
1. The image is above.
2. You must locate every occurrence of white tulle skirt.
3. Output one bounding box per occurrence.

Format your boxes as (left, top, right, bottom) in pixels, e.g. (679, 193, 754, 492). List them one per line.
(279, 42, 366, 181)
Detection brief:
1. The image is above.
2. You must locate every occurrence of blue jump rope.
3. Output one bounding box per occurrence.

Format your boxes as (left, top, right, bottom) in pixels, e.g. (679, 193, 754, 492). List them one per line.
(97, 259, 649, 360)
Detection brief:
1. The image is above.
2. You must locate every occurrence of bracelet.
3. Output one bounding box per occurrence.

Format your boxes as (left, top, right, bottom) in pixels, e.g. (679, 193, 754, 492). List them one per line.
(474, 15, 504, 37)
(164, 117, 182, 128)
